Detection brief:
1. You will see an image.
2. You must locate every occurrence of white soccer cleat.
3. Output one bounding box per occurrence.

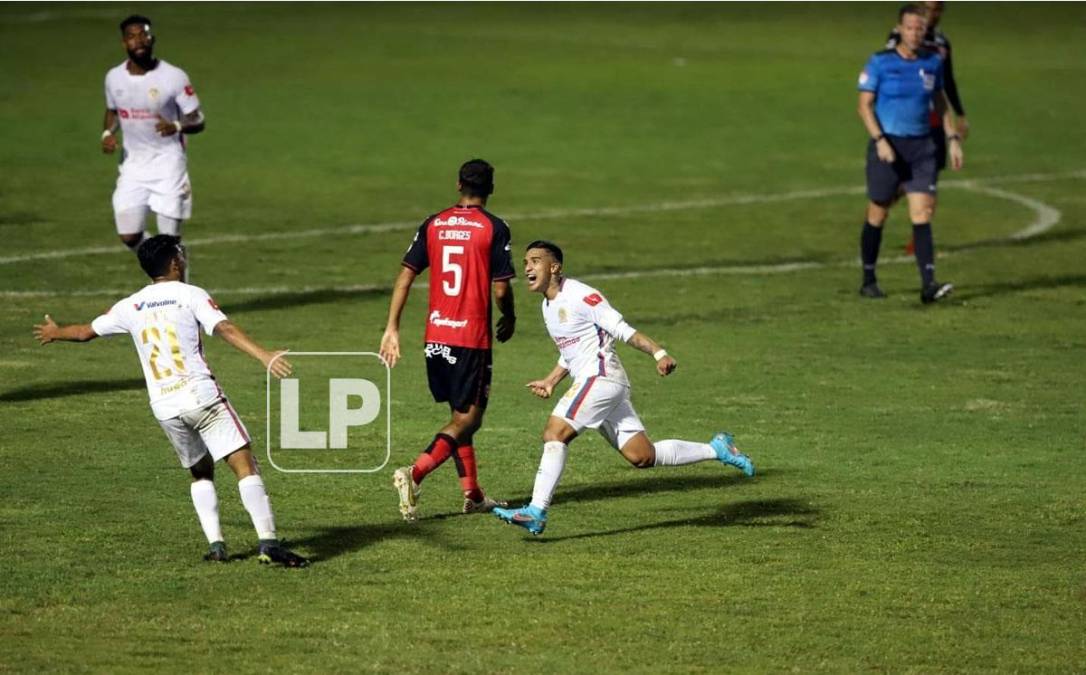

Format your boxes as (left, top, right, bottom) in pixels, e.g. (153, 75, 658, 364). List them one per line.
(463, 494, 508, 514)
(392, 466, 420, 522)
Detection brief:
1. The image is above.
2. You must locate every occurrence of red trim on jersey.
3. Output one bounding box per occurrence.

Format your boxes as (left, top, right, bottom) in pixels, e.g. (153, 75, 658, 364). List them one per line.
(565, 376, 597, 420)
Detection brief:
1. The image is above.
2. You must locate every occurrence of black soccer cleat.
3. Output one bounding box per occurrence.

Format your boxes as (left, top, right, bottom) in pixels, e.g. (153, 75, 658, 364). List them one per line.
(257, 543, 309, 568)
(921, 281, 954, 304)
(859, 283, 886, 299)
(203, 541, 228, 563)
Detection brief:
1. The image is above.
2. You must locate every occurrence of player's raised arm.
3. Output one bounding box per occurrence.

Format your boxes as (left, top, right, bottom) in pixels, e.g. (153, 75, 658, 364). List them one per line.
(33, 314, 98, 345)
(213, 320, 292, 379)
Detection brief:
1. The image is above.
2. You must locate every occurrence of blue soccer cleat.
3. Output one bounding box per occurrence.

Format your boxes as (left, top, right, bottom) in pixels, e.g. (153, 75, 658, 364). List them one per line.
(710, 432, 755, 477)
(493, 504, 548, 536)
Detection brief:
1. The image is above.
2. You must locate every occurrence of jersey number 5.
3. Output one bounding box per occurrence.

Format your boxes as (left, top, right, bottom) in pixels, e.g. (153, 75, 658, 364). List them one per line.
(141, 324, 186, 380)
(442, 245, 464, 296)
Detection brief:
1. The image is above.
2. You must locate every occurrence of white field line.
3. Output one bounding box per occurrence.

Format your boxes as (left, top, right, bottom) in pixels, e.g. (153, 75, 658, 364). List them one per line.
(2, 171, 1075, 299)
(2, 169, 1082, 267)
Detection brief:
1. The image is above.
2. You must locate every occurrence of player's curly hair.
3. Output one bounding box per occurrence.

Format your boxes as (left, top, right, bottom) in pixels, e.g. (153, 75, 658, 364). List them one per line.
(458, 159, 494, 198)
(137, 235, 184, 279)
(120, 15, 153, 34)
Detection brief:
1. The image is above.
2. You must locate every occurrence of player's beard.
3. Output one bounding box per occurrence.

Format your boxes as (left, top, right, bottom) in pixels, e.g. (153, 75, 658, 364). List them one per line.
(127, 47, 156, 70)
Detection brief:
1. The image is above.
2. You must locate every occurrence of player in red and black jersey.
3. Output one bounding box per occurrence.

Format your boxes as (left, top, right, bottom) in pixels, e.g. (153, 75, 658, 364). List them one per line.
(380, 159, 516, 521)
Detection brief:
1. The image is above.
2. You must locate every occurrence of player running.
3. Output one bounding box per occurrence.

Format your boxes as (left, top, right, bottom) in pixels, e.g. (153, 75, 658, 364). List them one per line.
(492, 241, 754, 536)
(32, 235, 307, 567)
(102, 15, 205, 259)
(379, 159, 517, 522)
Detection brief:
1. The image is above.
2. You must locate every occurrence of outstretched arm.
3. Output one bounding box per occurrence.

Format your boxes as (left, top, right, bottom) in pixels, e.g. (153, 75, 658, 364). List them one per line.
(626, 331, 677, 376)
(493, 279, 516, 343)
(33, 315, 97, 344)
(379, 266, 417, 367)
(526, 362, 570, 399)
(213, 320, 292, 378)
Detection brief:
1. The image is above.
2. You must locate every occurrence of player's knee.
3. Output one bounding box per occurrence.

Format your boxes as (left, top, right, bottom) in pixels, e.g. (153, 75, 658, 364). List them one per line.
(189, 455, 214, 481)
(120, 233, 144, 250)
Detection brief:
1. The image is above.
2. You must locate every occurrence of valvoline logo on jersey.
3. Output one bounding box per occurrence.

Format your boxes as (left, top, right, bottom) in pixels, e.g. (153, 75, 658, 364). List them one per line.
(133, 299, 178, 311)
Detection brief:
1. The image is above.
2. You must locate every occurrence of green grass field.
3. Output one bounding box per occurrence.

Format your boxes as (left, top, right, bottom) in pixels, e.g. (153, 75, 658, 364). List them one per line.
(2, 2, 1085, 672)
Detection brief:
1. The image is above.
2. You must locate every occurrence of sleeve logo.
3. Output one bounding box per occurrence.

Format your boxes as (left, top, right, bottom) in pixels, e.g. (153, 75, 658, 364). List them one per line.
(858, 70, 869, 85)
(208, 298, 221, 311)
(184, 84, 195, 96)
(583, 293, 603, 306)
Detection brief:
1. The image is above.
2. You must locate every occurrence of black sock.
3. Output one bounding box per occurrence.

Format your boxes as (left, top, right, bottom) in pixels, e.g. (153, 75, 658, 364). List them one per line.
(860, 222, 883, 285)
(913, 223, 935, 287)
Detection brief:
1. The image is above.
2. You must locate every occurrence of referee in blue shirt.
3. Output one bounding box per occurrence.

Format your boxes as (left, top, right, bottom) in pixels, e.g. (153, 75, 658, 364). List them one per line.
(857, 3, 963, 303)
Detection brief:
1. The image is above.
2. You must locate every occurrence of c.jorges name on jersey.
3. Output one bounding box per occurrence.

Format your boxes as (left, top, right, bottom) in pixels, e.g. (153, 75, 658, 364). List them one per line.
(402, 204, 515, 350)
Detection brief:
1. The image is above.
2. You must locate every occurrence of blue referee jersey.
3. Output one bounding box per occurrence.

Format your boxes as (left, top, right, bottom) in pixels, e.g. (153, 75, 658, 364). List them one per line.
(858, 49, 944, 137)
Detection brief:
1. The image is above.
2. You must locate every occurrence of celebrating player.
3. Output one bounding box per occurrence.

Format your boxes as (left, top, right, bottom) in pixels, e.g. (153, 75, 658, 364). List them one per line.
(33, 235, 307, 567)
(379, 159, 517, 522)
(856, 4, 963, 304)
(492, 241, 755, 536)
(102, 15, 205, 258)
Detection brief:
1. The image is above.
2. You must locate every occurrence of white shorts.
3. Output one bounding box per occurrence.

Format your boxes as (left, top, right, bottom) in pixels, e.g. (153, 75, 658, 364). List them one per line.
(157, 398, 251, 468)
(552, 376, 646, 450)
(113, 168, 192, 233)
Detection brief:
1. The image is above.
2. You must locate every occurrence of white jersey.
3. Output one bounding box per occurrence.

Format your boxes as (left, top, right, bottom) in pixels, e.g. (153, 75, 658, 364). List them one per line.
(541, 278, 637, 386)
(91, 281, 228, 420)
(104, 59, 200, 179)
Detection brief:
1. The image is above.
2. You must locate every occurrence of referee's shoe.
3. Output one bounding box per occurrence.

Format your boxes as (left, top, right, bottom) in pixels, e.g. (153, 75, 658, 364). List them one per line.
(921, 281, 954, 304)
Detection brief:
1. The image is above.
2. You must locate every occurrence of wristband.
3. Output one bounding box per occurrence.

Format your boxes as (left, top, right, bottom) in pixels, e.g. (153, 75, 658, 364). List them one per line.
(173, 120, 183, 133)
(101, 129, 113, 140)
(653, 349, 668, 362)
(946, 134, 962, 142)
(874, 134, 886, 142)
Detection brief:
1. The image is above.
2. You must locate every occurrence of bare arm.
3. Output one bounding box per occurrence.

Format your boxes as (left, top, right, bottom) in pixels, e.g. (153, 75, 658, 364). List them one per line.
(102, 109, 119, 154)
(379, 266, 417, 367)
(33, 315, 97, 344)
(493, 278, 516, 343)
(626, 331, 677, 376)
(936, 91, 964, 171)
(156, 108, 206, 137)
(858, 91, 894, 163)
(213, 320, 292, 378)
(526, 363, 570, 399)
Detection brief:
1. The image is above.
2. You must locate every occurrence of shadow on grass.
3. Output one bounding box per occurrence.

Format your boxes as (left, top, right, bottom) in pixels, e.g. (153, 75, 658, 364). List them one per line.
(289, 521, 438, 562)
(222, 286, 388, 315)
(953, 273, 1086, 301)
(0, 378, 145, 403)
(532, 497, 820, 544)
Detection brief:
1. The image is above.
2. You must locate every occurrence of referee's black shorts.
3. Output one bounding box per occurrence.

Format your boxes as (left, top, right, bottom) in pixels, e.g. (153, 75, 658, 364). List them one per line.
(424, 342, 492, 413)
(866, 134, 938, 204)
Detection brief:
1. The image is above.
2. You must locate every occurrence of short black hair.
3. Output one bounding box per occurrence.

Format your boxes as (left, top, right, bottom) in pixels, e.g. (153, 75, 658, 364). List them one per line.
(458, 159, 494, 198)
(525, 240, 563, 264)
(120, 15, 152, 35)
(898, 4, 924, 22)
(137, 234, 184, 278)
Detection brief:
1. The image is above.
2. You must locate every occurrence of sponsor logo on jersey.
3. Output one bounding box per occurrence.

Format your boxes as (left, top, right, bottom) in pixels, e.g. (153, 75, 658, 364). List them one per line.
(434, 216, 483, 228)
(424, 343, 458, 364)
(554, 335, 581, 349)
(583, 293, 603, 307)
(438, 229, 472, 241)
(134, 299, 178, 311)
(429, 310, 468, 329)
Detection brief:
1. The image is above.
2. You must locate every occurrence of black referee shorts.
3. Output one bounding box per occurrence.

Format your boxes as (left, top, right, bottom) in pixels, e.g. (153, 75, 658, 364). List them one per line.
(424, 342, 492, 413)
(866, 134, 938, 204)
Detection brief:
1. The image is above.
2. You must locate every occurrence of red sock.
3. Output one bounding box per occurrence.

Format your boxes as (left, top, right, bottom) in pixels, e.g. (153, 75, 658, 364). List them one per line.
(453, 444, 483, 502)
(411, 434, 456, 484)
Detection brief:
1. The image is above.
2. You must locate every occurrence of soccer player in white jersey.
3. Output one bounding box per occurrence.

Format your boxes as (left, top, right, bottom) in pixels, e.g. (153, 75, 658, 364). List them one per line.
(492, 241, 755, 535)
(33, 235, 308, 567)
(102, 15, 205, 255)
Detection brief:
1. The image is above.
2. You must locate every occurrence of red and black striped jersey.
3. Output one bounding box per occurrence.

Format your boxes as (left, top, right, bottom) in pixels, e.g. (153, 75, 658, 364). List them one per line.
(402, 204, 515, 349)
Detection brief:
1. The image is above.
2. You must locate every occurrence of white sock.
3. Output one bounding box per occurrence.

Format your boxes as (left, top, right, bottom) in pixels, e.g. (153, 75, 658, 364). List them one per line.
(238, 474, 277, 541)
(653, 439, 717, 467)
(529, 441, 568, 511)
(190, 479, 223, 544)
(156, 213, 182, 235)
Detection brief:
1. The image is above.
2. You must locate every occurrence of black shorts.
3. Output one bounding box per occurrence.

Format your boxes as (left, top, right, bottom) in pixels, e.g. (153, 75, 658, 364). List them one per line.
(866, 134, 938, 204)
(424, 343, 492, 413)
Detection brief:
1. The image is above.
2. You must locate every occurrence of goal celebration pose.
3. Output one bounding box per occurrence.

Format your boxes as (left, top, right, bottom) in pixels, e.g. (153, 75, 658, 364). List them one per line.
(33, 235, 307, 567)
(493, 241, 755, 536)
